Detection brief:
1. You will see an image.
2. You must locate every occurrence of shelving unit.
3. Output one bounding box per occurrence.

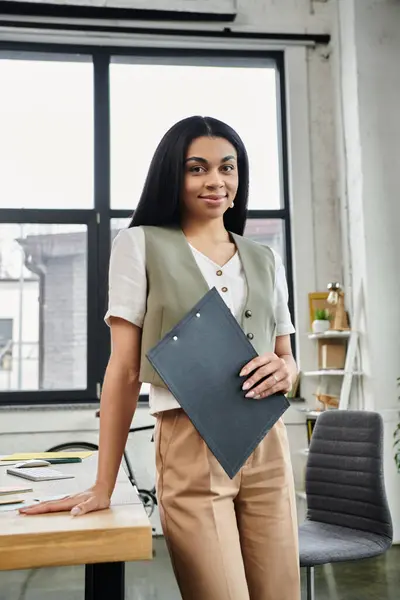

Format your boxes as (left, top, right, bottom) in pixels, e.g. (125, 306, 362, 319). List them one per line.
(308, 331, 351, 340)
(296, 447, 309, 457)
(304, 324, 363, 410)
(296, 490, 307, 501)
(297, 290, 365, 504)
(303, 369, 362, 377)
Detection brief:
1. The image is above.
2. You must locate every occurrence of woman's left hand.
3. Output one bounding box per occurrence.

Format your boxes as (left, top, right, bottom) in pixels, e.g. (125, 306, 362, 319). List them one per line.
(239, 352, 292, 399)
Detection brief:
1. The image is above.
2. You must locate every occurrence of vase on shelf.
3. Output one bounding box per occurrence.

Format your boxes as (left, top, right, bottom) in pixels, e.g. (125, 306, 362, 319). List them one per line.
(312, 319, 330, 334)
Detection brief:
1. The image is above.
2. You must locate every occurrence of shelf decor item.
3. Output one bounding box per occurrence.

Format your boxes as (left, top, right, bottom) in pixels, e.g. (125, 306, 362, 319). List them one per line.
(313, 391, 339, 411)
(312, 308, 331, 334)
(308, 292, 330, 331)
(306, 413, 318, 444)
(327, 282, 350, 331)
(318, 337, 347, 370)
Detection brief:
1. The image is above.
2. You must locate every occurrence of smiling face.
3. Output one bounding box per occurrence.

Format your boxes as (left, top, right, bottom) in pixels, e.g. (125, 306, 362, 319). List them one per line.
(181, 136, 239, 223)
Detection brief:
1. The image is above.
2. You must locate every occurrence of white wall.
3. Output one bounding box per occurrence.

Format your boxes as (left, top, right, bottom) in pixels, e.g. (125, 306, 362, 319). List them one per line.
(355, 0, 400, 413)
(0, 0, 332, 34)
(335, 0, 400, 540)
(0, 0, 341, 525)
(234, 0, 331, 32)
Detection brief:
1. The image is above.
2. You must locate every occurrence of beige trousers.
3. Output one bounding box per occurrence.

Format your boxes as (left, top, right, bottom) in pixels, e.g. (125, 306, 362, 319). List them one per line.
(155, 409, 300, 600)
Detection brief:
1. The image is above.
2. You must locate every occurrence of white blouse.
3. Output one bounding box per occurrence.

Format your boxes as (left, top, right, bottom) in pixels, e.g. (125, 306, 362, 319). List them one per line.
(105, 226, 295, 415)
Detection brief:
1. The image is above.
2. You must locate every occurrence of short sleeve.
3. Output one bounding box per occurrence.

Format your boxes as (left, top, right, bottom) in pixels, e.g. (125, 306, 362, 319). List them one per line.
(272, 250, 295, 336)
(104, 227, 147, 328)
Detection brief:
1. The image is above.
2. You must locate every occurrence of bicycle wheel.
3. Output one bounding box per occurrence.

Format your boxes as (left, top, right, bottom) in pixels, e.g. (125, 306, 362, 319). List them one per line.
(138, 489, 157, 518)
(47, 442, 157, 517)
(46, 442, 135, 482)
(47, 442, 99, 452)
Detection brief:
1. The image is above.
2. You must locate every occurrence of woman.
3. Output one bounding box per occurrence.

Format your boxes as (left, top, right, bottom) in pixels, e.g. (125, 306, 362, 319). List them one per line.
(21, 116, 300, 600)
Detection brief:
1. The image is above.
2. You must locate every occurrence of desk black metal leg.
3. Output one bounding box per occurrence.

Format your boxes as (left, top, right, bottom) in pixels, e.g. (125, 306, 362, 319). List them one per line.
(306, 566, 315, 600)
(85, 562, 125, 600)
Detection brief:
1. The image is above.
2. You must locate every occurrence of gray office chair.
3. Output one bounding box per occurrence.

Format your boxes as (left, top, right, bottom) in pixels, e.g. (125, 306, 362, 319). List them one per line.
(299, 410, 393, 600)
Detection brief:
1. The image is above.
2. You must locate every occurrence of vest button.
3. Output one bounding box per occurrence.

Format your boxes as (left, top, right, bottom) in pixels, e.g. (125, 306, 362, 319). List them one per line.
(245, 310, 252, 318)
(221, 287, 228, 293)
(216, 270, 223, 276)
(247, 333, 254, 340)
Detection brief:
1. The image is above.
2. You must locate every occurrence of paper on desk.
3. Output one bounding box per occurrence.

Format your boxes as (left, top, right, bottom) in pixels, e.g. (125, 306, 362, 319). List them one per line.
(0, 497, 24, 505)
(0, 494, 69, 512)
(0, 456, 18, 467)
(0, 451, 93, 461)
(0, 502, 26, 512)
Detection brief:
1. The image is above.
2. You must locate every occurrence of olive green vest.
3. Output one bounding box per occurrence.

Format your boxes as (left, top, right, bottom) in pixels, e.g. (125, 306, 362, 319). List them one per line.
(139, 226, 277, 388)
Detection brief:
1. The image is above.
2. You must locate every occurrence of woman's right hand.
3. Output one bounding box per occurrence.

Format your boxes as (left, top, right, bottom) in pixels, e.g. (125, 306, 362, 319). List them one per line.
(18, 483, 111, 517)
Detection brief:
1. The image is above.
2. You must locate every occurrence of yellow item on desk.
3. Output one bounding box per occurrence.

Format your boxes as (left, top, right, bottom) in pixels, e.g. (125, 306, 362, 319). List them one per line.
(0, 497, 24, 505)
(0, 485, 33, 495)
(1, 451, 93, 461)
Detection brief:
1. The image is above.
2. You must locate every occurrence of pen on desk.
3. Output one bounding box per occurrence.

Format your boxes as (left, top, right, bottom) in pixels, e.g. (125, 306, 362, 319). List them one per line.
(46, 458, 82, 464)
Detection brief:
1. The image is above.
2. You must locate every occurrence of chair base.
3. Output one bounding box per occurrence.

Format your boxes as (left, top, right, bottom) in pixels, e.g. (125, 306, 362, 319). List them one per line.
(306, 566, 315, 600)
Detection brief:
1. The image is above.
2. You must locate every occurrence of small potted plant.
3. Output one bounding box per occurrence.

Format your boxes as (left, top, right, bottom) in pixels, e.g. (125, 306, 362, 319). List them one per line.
(312, 308, 331, 334)
(394, 377, 400, 473)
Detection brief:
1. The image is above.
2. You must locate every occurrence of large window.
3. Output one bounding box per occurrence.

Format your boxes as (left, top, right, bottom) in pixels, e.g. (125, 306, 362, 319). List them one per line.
(0, 47, 293, 405)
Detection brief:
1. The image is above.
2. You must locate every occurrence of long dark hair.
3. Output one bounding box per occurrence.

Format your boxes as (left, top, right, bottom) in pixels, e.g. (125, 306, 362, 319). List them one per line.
(129, 116, 249, 235)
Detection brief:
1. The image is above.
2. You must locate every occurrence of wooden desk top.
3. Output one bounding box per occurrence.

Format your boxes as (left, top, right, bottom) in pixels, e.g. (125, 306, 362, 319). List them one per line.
(0, 455, 152, 571)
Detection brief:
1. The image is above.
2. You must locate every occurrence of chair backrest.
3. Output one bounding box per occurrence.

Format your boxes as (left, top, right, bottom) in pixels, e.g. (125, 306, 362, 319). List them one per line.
(305, 410, 392, 540)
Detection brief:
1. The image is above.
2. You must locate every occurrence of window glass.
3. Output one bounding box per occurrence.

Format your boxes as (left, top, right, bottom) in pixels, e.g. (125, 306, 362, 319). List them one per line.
(0, 57, 93, 209)
(111, 62, 281, 211)
(244, 219, 286, 264)
(0, 223, 87, 391)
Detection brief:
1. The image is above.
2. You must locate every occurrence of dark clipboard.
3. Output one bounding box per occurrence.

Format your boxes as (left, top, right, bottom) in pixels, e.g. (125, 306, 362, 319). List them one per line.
(147, 287, 290, 478)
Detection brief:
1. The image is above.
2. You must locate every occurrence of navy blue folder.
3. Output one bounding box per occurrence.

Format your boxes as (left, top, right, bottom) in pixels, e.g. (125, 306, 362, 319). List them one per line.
(147, 287, 290, 478)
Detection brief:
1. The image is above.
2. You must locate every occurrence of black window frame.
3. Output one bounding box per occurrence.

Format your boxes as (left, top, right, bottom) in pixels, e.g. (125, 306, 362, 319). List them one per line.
(0, 42, 294, 406)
